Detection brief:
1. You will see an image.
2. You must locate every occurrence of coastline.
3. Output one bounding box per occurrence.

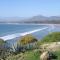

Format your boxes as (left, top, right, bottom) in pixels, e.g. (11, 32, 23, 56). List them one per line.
(0, 23, 60, 25)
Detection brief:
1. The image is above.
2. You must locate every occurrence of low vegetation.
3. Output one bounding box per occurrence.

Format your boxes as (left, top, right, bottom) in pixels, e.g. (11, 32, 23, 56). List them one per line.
(0, 32, 60, 60)
(39, 32, 60, 44)
(6, 50, 40, 60)
(17, 34, 38, 51)
(0, 39, 11, 60)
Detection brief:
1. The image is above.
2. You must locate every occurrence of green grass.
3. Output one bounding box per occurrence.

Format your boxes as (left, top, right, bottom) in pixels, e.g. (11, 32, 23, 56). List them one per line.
(6, 50, 60, 60)
(52, 51, 60, 60)
(6, 50, 40, 60)
(37, 32, 60, 45)
(23, 51, 40, 60)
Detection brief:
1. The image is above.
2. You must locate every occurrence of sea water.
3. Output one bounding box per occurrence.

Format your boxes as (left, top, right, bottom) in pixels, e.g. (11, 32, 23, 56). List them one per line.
(0, 24, 60, 47)
(0, 24, 60, 40)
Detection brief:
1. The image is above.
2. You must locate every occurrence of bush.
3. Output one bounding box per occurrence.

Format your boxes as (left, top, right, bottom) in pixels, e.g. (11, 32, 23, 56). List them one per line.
(0, 39, 11, 60)
(40, 32, 60, 44)
(17, 34, 38, 52)
(0, 39, 5, 45)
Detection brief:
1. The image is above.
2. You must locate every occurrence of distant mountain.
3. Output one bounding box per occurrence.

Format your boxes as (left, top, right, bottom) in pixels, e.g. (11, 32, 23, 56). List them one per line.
(0, 15, 60, 24)
(27, 15, 60, 21)
(23, 15, 60, 24)
(49, 16, 60, 20)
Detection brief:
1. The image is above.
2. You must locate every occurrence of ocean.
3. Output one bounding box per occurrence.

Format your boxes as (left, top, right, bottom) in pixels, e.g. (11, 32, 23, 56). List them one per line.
(0, 23, 60, 48)
(0, 24, 60, 45)
(0, 24, 60, 40)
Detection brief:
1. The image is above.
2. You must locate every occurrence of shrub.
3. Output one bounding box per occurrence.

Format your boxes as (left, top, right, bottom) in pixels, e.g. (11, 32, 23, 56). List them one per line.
(0, 39, 11, 60)
(17, 34, 38, 51)
(41, 32, 60, 44)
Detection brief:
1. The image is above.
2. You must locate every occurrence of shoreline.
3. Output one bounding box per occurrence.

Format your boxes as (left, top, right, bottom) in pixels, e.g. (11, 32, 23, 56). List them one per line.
(0, 23, 60, 25)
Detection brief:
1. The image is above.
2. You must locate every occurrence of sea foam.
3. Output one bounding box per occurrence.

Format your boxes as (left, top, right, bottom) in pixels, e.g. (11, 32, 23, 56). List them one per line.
(0, 27, 48, 41)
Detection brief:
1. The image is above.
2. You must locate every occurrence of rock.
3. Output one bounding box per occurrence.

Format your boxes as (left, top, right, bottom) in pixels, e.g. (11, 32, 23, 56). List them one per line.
(40, 42, 60, 52)
(40, 51, 57, 60)
(40, 51, 49, 60)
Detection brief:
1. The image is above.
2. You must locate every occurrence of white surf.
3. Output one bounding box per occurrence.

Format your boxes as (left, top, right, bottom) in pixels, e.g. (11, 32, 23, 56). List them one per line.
(0, 27, 48, 41)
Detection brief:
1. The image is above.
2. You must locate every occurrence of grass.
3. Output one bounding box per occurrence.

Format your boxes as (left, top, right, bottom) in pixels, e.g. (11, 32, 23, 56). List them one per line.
(41, 32, 60, 44)
(23, 50, 40, 60)
(53, 51, 60, 60)
(6, 49, 60, 60)
(6, 50, 40, 60)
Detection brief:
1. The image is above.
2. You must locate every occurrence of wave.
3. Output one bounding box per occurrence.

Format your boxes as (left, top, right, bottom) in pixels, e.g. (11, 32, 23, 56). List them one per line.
(0, 27, 48, 41)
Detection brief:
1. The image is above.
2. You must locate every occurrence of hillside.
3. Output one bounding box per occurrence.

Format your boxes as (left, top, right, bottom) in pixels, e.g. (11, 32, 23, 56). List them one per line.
(0, 32, 60, 60)
(0, 15, 60, 24)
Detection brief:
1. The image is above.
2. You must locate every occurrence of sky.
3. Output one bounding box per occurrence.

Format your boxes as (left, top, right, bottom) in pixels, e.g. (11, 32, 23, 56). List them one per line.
(0, 0, 60, 17)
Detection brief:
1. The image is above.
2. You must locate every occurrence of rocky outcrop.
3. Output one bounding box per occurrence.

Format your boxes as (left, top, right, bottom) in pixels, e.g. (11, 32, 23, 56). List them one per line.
(40, 51, 49, 60)
(40, 51, 57, 60)
(40, 42, 60, 52)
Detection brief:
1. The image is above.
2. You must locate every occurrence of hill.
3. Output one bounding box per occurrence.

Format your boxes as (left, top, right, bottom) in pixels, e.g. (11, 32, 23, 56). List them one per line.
(0, 15, 60, 24)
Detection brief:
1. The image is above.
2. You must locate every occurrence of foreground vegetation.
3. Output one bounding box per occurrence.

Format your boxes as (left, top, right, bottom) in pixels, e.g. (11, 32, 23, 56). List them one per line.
(38, 32, 60, 45)
(6, 50, 40, 60)
(0, 32, 60, 60)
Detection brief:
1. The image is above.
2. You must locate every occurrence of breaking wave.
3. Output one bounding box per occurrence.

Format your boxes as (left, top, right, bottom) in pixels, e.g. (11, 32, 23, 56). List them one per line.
(0, 27, 48, 41)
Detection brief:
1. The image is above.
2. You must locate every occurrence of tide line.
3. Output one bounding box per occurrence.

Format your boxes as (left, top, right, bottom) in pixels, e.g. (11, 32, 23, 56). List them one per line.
(0, 27, 48, 41)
